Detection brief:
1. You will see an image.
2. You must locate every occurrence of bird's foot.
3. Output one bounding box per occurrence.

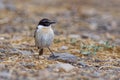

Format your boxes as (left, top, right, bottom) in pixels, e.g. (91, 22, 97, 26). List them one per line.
(49, 54, 59, 58)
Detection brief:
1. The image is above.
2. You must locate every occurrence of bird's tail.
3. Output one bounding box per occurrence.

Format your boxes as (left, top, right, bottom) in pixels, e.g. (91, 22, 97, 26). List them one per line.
(39, 48, 43, 55)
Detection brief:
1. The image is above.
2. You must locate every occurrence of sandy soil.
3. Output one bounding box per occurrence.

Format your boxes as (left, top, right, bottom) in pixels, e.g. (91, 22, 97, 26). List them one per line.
(0, 0, 120, 80)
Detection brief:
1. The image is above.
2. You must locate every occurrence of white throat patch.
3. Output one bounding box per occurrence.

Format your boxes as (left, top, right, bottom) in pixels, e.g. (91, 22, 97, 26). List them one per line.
(37, 25, 51, 29)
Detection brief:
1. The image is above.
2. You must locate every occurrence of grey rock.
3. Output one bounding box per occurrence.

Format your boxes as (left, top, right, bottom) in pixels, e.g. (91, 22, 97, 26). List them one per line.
(9, 48, 19, 54)
(90, 71, 101, 78)
(68, 34, 80, 39)
(9, 48, 33, 55)
(20, 62, 35, 68)
(5, 3, 16, 11)
(18, 50, 33, 55)
(81, 33, 100, 40)
(115, 39, 120, 46)
(59, 46, 68, 50)
(77, 61, 88, 67)
(49, 53, 78, 63)
(88, 22, 98, 30)
(53, 62, 75, 72)
(0, 49, 5, 53)
(0, 71, 10, 78)
(98, 40, 105, 44)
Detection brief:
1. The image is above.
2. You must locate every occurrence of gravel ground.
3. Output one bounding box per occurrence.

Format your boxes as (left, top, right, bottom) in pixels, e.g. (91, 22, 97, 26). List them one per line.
(0, 0, 120, 80)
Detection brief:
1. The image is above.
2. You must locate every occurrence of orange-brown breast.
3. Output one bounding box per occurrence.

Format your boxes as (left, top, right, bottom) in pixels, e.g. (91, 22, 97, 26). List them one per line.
(41, 27, 51, 33)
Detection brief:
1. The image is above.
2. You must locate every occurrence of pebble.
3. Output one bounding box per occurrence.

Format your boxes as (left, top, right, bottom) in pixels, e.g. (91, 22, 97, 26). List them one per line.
(21, 62, 35, 68)
(0, 49, 5, 53)
(77, 61, 88, 67)
(90, 71, 101, 78)
(59, 46, 68, 50)
(89, 22, 98, 30)
(68, 34, 80, 39)
(115, 39, 120, 45)
(19, 50, 33, 55)
(5, 3, 16, 11)
(54, 62, 75, 72)
(9, 48, 33, 55)
(0, 71, 10, 78)
(49, 53, 78, 63)
(98, 40, 105, 44)
(81, 33, 100, 40)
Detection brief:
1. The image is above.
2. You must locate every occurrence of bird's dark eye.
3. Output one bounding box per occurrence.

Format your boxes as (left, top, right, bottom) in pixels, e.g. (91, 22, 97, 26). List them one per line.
(44, 22, 50, 26)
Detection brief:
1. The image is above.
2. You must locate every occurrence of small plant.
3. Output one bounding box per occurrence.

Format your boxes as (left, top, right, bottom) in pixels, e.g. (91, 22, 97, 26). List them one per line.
(54, 39, 61, 43)
(80, 41, 114, 55)
(103, 41, 114, 49)
(70, 38, 77, 45)
(80, 43, 101, 55)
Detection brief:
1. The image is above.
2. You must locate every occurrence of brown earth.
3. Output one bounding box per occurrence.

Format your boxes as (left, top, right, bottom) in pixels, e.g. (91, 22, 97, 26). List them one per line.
(0, 0, 120, 80)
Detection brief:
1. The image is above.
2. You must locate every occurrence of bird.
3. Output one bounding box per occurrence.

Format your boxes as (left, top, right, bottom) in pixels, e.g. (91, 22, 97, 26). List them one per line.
(34, 18, 56, 57)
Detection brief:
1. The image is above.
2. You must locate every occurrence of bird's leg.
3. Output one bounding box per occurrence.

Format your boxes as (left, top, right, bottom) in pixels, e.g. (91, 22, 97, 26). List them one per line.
(36, 48, 43, 59)
(47, 47, 54, 55)
(47, 47, 57, 58)
(39, 48, 43, 55)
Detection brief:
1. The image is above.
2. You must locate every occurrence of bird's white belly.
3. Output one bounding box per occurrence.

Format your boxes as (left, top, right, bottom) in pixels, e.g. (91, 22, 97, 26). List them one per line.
(35, 27, 54, 48)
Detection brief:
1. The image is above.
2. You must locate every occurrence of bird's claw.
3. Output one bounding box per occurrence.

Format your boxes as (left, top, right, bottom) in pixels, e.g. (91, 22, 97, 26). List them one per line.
(50, 54, 59, 58)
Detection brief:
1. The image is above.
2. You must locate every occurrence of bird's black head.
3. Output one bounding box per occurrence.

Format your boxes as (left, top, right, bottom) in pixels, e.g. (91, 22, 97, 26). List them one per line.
(38, 18, 56, 26)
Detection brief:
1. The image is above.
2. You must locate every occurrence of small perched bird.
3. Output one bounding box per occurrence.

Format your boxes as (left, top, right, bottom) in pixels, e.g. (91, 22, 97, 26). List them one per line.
(34, 18, 56, 57)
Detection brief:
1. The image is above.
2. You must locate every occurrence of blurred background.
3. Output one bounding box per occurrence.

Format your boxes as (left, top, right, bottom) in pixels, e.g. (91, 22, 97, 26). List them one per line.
(0, 0, 120, 80)
(0, 0, 120, 45)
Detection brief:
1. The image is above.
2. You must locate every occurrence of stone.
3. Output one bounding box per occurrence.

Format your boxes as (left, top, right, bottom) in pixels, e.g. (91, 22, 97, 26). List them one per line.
(19, 50, 33, 55)
(81, 33, 100, 40)
(5, 3, 16, 11)
(54, 62, 75, 72)
(49, 53, 78, 63)
(68, 34, 80, 39)
(9, 48, 33, 55)
(77, 61, 88, 67)
(0, 71, 10, 78)
(59, 46, 68, 50)
(0, 49, 5, 53)
(21, 62, 35, 68)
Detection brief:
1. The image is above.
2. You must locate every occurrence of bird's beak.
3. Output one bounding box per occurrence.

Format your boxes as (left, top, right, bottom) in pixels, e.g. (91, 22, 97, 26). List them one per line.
(50, 21, 56, 24)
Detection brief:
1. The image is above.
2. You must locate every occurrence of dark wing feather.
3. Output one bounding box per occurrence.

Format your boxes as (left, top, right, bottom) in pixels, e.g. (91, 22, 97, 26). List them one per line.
(34, 27, 38, 38)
